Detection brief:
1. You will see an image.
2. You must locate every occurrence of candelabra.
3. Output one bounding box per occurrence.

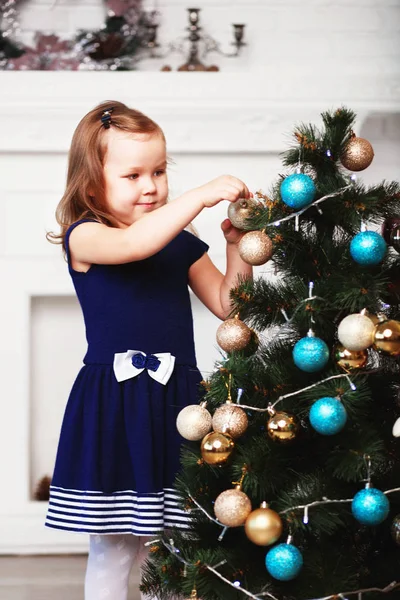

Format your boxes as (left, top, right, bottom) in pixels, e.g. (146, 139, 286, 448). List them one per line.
(142, 7, 246, 71)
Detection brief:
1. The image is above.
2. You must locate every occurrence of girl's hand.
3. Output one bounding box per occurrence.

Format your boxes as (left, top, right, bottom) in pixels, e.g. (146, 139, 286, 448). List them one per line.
(221, 218, 245, 245)
(192, 175, 250, 208)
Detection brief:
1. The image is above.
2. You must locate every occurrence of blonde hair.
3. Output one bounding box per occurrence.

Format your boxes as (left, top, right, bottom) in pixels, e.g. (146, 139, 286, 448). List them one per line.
(47, 100, 165, 251)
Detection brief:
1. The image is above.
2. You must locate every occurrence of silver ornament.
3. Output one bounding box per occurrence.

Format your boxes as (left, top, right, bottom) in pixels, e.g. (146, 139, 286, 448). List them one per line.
(337, 313, 375, 351)
(176, 403, 212, 441)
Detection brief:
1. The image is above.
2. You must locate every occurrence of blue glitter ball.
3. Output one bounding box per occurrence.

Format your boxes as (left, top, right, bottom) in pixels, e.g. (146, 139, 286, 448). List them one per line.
(309, 397, 347, 435)
(350, 231, 387, 266)
(352, 488, 390, 526)
(293, 336, 329, 373)
(265, 543, 303, 581)
(280, 173, 316, 210)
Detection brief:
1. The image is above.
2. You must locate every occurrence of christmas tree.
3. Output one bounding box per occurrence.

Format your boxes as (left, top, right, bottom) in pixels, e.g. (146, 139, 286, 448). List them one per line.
(142, 108, 400, 600)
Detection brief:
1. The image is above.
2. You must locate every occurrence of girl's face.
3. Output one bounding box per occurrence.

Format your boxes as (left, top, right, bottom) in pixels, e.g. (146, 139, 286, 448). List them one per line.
(103, 129, 168, 228)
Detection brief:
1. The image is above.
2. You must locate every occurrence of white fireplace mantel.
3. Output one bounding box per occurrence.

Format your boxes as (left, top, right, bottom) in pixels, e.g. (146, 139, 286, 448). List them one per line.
(1, 71, 400, 154)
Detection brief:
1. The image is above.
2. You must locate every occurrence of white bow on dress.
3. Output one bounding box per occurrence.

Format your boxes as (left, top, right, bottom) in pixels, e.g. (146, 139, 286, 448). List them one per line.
(113, 350, 175, 385)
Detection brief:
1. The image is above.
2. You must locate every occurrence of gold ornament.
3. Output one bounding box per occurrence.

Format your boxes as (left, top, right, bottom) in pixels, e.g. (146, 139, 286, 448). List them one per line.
(176, 403, 212, 441)
(373, 319, 400, 356)
(227, 198, 258, 230)
(334, 343, 368, 373)
(212, 403, 248, 439)
(185, 589, 199, 600)
(216, 316, 252, 353)
(200, 431, 235, 465)
(238, 231, 273, 266)
(214, 487, 252, 526)
(337, 313, 375, 351)
(391, 514, 400, 546)
(244, 501, 283, 546)
(341, 135, 374, 171)
(267, 411, 299, 442)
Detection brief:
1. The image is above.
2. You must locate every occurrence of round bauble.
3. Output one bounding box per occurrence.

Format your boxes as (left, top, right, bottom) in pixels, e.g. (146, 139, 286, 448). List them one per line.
(391, 514, 400, 546)
(212, 403, 248, 439)
(309, 397, 347, 436)
(392, 417, 400, 438)
(214, 488, 252, 527)
(334, 343, 368, 373)
(381, 216, 400, 247)
(238, 231, 273, 266)
(176, 404, 212, 441)
(350, 231, 387, 266)
(390, 225, 400, 254)
(245, 502, 283, 546)
(227, 198, 258, 230)
(337, 313, 375, 351)
(351, 487, 390, 526)
(216, 318, 252, 353)
(341, 136, 374, 171)
(293, 336, 329, 373)
(265, 543, 303, 581)
(200, 431, 235, 465)
(267, 411, 299, 442)
(373, 319, 400, 356)
(280, 173, 316, 210)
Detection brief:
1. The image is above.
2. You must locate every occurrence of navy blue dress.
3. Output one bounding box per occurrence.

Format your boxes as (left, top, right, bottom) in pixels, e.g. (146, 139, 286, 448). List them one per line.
(45, 220, 208, 536)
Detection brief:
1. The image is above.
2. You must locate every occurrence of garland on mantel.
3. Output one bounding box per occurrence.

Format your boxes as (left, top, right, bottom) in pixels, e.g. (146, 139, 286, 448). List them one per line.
(0, 0, 149, 70)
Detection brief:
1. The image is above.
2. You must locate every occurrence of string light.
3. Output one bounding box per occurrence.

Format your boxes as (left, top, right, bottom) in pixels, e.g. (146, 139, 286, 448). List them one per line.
(237, 373, 357, 414)
(271, 185, 352, 228)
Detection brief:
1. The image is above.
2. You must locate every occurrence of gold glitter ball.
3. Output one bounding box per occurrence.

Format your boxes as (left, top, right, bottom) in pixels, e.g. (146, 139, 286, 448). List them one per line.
(267, 411, 299, 442)
(374, 319, 400, 356)
(227, 198, 259, 230)
(216, 318, 252, 352)
(238, 231, 273, 266)
(214, 488, 252, 527)
(334, 343, 368, 372)
(212, 404, 248, 439)
(244, 502, 283, 546)
(337, 313, 375, 351)
(341, 136, 374, 171)
(200, 431, 235, 465)
(176, 404, 212, 441)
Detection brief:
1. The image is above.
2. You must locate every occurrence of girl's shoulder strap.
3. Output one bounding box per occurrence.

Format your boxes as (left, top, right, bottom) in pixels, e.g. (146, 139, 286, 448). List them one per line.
(65, 218, 98, 267)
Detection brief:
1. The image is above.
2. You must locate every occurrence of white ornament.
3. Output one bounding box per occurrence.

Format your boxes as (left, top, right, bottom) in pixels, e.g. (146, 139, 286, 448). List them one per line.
(176, 404, 212, 441)
(392, 417, 400, 438)
(337, 313, 375, 351)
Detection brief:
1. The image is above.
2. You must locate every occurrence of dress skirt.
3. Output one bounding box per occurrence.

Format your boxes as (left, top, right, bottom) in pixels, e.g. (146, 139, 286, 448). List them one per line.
(45, 363, 202, 535)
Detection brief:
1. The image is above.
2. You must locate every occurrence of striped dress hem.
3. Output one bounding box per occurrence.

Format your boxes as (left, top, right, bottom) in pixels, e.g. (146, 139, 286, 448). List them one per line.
(45, 486, 191, 535)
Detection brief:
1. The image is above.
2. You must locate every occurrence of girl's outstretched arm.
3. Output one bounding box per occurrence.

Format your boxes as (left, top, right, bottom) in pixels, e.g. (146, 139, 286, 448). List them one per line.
(69, 176, 250, 268)
(188, 219, 253, 320)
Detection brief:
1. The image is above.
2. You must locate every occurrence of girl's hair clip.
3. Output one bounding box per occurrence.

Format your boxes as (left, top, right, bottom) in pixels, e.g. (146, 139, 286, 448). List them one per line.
(100, 107, 114, 129)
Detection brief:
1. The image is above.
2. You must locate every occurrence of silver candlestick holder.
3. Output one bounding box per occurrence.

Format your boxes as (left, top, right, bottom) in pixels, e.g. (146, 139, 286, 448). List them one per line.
(142, 7, 246, 71)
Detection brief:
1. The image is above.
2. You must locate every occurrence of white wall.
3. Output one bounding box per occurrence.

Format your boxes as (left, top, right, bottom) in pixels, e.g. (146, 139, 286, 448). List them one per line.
(0, 0, 399, 554)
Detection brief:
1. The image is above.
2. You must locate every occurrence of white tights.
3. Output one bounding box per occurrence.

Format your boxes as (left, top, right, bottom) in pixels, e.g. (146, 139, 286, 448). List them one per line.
(84, 534, 154, 600)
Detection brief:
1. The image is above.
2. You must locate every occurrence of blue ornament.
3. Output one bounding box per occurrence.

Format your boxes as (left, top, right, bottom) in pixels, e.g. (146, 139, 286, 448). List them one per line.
(352, 487, 390, 526)
(280, 173, 316, 210)
(309, 397, 347, 435)
(350, 231, 387, 266)
(293, 336, 329, 373)
(265, 543, 303, 581)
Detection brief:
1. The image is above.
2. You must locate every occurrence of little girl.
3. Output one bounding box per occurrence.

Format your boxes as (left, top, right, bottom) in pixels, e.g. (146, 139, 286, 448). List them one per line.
(46, 100, 253, 600)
